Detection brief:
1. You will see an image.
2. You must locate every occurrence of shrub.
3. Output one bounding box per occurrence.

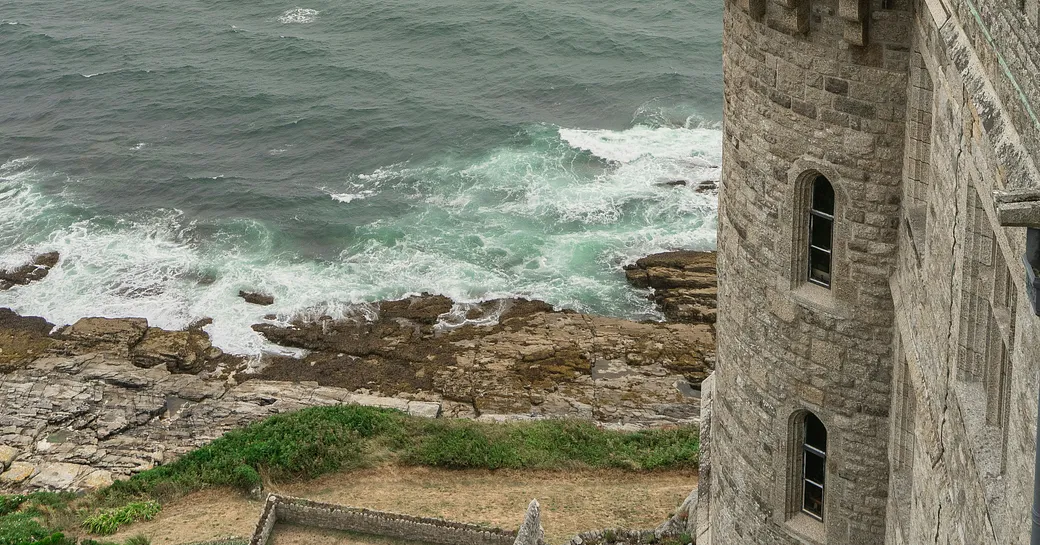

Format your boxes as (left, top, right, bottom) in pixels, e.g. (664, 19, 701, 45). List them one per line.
(230, 465, 261, 492)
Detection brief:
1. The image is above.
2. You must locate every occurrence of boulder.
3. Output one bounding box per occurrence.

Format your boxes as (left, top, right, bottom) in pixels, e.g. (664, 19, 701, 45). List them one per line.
(239, 291, 275, 306)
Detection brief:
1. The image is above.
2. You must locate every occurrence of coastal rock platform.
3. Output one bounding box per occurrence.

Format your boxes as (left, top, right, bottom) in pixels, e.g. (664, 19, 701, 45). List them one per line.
(0, 251, 716, 492)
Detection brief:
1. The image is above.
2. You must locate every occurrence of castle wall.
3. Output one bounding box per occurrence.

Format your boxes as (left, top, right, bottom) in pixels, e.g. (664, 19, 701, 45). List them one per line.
(713, 0, 1040, 540)
(713, 1, 912, 543)
(886, 0, 1040, 542)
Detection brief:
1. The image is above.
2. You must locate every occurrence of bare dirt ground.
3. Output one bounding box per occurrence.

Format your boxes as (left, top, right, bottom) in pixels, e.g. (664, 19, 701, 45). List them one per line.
(108, 467, 697, 545)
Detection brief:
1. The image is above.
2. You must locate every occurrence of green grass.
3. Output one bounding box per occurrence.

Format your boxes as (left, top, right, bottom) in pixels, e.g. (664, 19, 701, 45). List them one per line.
(5, 405, 698, 541)
(101, 405, 698, 504)
(82, 502, 160, 536)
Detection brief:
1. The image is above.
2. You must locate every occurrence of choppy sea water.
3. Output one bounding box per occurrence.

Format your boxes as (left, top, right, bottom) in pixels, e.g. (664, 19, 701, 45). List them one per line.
(0, 0, 723, 355)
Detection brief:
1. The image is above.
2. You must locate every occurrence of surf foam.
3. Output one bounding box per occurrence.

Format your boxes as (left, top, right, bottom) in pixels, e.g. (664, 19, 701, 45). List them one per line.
(278, 8, 319, 24)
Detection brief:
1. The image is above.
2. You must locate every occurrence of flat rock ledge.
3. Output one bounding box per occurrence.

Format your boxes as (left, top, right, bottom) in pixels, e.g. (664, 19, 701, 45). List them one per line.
(0, 290, 715, 492)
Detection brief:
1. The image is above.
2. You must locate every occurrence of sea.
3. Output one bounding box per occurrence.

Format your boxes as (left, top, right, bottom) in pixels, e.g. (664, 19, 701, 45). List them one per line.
(0, 0, 723, 355)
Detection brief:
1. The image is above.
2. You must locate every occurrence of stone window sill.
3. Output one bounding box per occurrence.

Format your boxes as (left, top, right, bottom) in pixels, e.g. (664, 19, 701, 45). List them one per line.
(790, 283, 850, 319)
(784, 512, 826, 545)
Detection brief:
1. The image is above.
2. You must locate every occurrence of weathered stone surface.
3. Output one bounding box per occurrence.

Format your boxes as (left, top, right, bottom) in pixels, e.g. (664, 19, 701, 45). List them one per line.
(0, 462, 38, 485)
(0, 446, 18, 471)
(406, 401, 442, 418)
(29, 462, 88, 490)
(625, 251, 717, 324)
(77, 469, 115, 490)
(0, 288, 709, 492)
(131, 327, 213, 373)
(252, 295, 714, 422)
(513, 499, 544, 545)
(59, 317, 149, 347)
(0, 309, 56, 371)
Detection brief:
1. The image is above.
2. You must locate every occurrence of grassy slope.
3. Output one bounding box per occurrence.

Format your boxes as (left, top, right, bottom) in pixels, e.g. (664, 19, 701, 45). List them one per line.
(3, 406, 698, 544)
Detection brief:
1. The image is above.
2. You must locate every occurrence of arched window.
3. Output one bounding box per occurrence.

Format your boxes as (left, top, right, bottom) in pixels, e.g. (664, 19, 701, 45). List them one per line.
(808, 176, 835, 288)
(801, 412, 827, 520)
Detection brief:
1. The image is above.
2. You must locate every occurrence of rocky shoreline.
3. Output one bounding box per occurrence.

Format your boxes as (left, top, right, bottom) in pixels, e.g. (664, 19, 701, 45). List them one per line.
(0, 251, 716, 492)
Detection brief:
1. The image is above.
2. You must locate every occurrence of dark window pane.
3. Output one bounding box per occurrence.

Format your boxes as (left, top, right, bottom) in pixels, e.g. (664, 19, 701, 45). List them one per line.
(803, 482, 824, 519)
(810, 216, 833, 249)
(812, 177, 835, 216)
(805, 451, 825, 483)
(809, 248, 832, 286)
(805, 413, 827, 451)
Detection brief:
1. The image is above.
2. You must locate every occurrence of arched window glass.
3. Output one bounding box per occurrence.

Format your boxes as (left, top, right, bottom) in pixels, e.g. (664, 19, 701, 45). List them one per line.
(802, 412, 827, 520)
(808, 176, 835, 288)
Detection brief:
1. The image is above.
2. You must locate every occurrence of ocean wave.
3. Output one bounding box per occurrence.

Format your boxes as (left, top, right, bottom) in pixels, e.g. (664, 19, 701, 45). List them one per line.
(558, 125, 720, 164)
(278, 8, 319, 24)
(0, 115, 720, 356)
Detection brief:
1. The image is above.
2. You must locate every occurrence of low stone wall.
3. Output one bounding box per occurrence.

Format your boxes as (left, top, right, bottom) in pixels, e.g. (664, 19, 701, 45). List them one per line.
(566, 528, 658, 544)
(250, 495, 519, 545)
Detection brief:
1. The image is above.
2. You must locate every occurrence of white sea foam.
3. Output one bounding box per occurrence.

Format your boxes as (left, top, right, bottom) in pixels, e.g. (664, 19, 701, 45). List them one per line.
(0, 119, 722, 356)
(559, 125, 721, 164)
(278, 8, 319, 24)
(329, 192, 370, 203)
(131, 143, 147, 150)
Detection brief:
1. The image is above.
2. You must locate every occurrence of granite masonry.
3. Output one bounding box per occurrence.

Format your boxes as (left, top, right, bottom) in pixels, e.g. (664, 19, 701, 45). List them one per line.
(709, 0, 1040, 543)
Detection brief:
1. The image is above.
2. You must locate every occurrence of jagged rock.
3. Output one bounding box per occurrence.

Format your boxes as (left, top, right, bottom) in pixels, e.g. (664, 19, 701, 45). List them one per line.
(514, 499, 545, 545)
(59, 317, 149, 347)
(656, 180, 689, 187)
(0, 252, 60, 290)
(0, 309, 56, 370)
(695, 180, 718, 193)
(0, 446, 18, 471)
(655, 487, 698, 538)
(624, 251, 717, 324)
(253, 294, 714, 418)
(131, 327, 213, 373)
(239, 291, 275, 306)
(0, 462, 38, 485)
(0, 287, 714, 492)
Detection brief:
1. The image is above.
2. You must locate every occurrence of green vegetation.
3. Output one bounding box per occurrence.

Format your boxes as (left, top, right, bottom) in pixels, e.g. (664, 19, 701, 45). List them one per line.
(82, 502, 160, 535)
(101, 405, 697, 504)
(2, 405, 698, 543)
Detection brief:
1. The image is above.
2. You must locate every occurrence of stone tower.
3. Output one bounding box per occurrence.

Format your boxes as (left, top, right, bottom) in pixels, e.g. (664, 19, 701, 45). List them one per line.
(713, 2, 914, 544)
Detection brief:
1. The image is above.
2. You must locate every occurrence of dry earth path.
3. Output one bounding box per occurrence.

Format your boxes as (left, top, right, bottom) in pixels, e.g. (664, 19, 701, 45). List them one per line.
(106, 467, 697, 545)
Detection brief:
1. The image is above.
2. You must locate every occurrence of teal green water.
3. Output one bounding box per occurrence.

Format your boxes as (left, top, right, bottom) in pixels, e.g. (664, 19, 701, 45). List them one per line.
(0, 0, 722, 354)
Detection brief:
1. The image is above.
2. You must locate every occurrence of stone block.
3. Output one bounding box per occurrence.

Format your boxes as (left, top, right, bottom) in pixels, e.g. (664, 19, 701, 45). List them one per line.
(406, 401, 442, 418)
(351, 395, 409, 412)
